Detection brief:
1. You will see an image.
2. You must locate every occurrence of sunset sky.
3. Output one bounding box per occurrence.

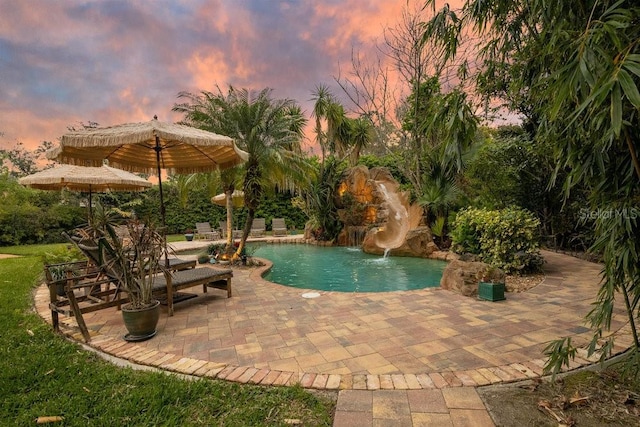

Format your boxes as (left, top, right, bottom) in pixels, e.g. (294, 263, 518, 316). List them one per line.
(2, 0, 456, 155)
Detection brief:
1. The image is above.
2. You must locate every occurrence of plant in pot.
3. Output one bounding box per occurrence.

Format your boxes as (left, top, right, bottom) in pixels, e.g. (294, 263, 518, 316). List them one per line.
(197, 252, 211, 265)
(94, 220, 165, 341)
(42, 245, 87, 296)
(184, 228, 194, 241)
(477, 265, 506, 302)
(207, 243, 225, 263)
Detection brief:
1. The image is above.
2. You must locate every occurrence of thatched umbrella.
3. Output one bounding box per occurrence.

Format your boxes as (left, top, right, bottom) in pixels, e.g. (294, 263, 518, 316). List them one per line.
(212, 190, 244, 242)
(19, 164, 151, 219)
(211, 190, 245, 208)
(48, 117, 247, 263)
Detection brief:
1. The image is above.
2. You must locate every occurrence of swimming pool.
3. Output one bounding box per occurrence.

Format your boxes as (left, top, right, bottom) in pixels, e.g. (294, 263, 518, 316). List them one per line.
(251, 244, 446, 292)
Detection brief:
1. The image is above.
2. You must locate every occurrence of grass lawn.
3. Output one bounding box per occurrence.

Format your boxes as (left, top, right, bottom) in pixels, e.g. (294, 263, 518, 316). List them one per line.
(0, 245, 335, 426)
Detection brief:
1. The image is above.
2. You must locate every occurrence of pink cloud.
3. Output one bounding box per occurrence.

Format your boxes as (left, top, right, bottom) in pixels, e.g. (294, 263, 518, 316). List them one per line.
(0, 0, 467, 156)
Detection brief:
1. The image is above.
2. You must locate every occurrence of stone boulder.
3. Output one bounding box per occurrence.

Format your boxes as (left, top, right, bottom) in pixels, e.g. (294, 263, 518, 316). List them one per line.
(362, 226, 438, 257)
(369, 167, 397, 186)
(440, 260, 501, 297)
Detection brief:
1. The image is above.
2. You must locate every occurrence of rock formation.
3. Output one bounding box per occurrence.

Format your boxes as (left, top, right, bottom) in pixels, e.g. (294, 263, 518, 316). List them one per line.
(440, 260, 506, 297)
(335, 165, 437, 257)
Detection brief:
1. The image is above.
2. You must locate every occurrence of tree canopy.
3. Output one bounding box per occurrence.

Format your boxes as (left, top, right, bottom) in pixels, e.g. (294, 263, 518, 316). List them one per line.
(422, 0, 640, 377)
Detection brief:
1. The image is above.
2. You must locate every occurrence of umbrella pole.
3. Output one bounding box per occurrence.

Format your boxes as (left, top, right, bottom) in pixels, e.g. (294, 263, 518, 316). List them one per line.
(88, 185, 93, 225)
(155, 136, 169, 268)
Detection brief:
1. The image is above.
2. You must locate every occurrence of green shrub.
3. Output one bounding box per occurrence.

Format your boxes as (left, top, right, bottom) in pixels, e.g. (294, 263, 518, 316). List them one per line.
(451, 206, 543, 273)
(42, 245, 85, 266)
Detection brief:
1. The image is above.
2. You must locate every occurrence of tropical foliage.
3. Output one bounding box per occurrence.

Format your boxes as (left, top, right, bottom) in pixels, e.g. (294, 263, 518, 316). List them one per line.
(421, 0, 640, 377)
(451, 206, 543, 273)
(0, 173, 85, 245)
(311, 85, 375, 168)
(301, 157, 344, 241)
(464, 126, 592, 250)
(174, 86, 310, 258)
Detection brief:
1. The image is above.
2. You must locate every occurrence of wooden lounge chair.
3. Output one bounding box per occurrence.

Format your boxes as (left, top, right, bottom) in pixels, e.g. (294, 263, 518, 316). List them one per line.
(73, 239, 233, 317)
(272, 218, 288, 236)
(194, 222, 221, 240)
(45, 259, 125, 342)
(50, 231, 233, 341)
(66, 231, 196, 272)
(250, 218, 266, 237)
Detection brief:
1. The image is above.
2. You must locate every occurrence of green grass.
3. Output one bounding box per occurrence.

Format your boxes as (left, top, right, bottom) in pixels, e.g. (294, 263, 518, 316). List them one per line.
(0, 246, 335, 426)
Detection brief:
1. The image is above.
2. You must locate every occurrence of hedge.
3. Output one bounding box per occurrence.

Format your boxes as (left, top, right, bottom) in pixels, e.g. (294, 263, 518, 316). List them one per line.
(451, 206, 543, 273)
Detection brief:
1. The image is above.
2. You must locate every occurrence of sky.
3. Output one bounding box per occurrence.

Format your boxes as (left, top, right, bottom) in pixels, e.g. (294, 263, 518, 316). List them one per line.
(0, 0, 444, 155)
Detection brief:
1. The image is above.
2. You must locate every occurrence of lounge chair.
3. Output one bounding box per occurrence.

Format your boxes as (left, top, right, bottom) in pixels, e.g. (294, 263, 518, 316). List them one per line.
(72, 238, 233, 317)
(250, 218, 266, 237)
(45, 259, 123, 342)
(219, 221, 242, 239)
(195, 222, 221, 240)
(272, 218, 288, 236)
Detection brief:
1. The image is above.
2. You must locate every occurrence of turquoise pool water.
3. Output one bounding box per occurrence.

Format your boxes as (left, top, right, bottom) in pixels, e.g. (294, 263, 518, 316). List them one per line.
(251, 244, 446, 292)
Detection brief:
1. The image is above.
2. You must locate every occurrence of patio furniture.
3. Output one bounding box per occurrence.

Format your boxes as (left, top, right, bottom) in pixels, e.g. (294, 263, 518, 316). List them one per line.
(195, 222, 221, 240)
(151, 267, 232, 316)
(219, 221, 242, 239)
(272, 218, 288, 236)
(67, 231, 196, 272)
(72, 238, 233, 317)
(45, 260, 124, 342)
(50, 232, 233, 341)
(250, 218, 266, 237)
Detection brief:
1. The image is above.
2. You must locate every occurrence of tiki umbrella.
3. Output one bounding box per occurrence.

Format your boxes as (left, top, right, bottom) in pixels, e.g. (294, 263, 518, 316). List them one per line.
(212, 190, 244, 241)
(47, 116, 247, 263)
(211, 190, 245, 208)
(19, 164, 152, 219)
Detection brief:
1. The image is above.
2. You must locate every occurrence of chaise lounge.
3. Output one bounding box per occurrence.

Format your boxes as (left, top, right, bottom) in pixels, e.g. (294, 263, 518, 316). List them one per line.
(47, 231, 233, 342)
(194, 222, 221, 240)
(272, 218, 288, 236)
(73, 238, 233, 317)
(250, 218, 266, 237)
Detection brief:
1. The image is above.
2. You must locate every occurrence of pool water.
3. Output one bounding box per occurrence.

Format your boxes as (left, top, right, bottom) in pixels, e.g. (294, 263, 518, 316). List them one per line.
(251, 244, 446, 292)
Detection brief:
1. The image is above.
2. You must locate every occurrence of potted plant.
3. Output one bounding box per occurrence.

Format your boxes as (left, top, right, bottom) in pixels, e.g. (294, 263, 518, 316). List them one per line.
(184, 229, 194, 241)
(197, 252, 211, 265)
(43, 246, 87, 296)
(477, 266, 506, 301)
(206, 243, 225, 264)
(93, 220, 165, 341)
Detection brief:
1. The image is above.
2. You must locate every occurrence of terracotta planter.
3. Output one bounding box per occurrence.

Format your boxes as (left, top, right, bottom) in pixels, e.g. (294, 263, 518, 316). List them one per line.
(121, 300, 160, 341)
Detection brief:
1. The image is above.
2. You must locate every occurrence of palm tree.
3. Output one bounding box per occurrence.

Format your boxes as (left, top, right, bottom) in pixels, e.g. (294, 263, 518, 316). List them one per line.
(174, 86, 309, 259)
(311, 85, 333, 166)
(219, 166, 243, 253)
(347, 116, 374, 166)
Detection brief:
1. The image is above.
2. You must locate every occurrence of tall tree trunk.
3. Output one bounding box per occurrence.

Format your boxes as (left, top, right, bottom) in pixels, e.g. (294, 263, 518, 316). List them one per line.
(235, 208, 255, 260)
(224, 188, 234, 255)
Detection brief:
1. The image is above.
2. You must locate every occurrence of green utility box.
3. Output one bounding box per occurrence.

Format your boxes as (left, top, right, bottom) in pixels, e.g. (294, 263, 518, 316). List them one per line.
(478, 282, 506, 301)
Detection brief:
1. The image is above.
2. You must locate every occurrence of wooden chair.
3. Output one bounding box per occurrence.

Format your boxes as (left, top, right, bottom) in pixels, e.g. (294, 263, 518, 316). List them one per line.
(195, 222, 221, 240)
(272, 218, 288, 236)
(45, 260, 124, 342)
(72, 239, 233, 317)
(50, 231, 233, 342)
(250, 218, 266, 237)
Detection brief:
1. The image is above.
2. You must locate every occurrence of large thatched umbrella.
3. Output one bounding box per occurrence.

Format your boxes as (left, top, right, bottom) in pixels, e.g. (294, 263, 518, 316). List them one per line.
(19, 164, 152, 219)
(48, 117, 247, 263)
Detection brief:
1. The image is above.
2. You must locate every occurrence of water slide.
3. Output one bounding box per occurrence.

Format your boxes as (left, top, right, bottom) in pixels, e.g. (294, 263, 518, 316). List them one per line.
(372, 181, 410, 250)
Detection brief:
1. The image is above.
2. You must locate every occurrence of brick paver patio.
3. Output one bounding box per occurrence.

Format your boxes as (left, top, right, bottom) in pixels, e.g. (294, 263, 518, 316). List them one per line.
(34, 244, 632, 426)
